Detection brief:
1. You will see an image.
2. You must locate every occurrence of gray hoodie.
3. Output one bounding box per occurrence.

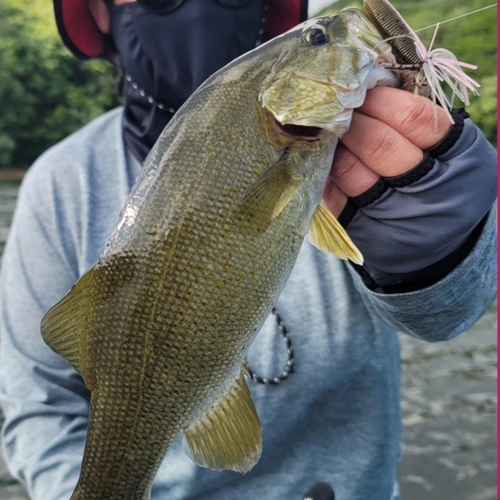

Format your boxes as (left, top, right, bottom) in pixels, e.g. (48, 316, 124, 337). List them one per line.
(0, 108, 496, 500)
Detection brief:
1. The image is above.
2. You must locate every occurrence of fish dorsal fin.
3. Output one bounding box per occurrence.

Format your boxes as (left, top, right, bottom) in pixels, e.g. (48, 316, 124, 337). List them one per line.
(182, 369, 262, 473)
(234, 156, 303, 229)
(309, 202, 364, 265)
(41, 269, 95, 389)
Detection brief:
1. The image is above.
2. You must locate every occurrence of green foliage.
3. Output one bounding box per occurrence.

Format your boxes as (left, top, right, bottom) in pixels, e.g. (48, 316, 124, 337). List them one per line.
(0, 134, 15, 166)
(467, 75, 497, 142)
(0, 0, 496, 168)
(0, 0, 120, 168)
(319, 0, 497, 144)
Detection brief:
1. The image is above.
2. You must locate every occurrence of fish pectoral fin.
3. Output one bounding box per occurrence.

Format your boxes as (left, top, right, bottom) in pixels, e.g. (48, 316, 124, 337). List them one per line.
(308, 202, 364, 265)
(182, 369, 262, 474)
(41, 268, 95, 389)
(234, 157, 303, 228)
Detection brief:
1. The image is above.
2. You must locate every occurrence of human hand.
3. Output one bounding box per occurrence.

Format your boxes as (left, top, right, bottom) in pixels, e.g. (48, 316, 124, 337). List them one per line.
(323, 87, 497, 289)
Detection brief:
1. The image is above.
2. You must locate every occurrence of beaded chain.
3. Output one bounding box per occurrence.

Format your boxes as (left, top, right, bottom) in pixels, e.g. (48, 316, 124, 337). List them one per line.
(247, 307, 295, 385)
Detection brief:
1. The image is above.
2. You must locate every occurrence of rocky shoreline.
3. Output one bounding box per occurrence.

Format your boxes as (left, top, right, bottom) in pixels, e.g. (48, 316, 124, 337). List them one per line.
(0, 170, 26, 182)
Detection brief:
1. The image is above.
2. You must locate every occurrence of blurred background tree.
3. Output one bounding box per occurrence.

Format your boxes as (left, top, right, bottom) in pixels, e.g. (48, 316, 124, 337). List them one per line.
(0, 0, 120, 168)
(0, 0, 496, 169)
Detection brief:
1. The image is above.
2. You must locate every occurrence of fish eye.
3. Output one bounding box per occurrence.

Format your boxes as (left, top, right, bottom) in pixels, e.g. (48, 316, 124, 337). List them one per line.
(307, 28, 329, 46)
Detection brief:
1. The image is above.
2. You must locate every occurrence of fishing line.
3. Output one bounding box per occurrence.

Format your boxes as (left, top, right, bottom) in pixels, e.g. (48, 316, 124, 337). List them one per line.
(414, 3, 497, 33)
(376, 3, 497, 47)
(372, 2, 491, 124)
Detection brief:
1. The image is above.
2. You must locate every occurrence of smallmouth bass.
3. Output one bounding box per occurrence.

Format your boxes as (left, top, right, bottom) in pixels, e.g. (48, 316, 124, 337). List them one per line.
(42, 7, 400, 500)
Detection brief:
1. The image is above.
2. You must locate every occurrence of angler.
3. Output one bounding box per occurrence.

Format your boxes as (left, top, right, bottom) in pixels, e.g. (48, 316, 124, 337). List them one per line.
(0, 1, 496, 499)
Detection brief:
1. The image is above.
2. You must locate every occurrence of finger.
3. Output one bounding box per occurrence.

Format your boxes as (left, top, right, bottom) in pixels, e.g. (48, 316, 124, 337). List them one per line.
(329, 144, 380, 197)
(322, 178, 348, 218)
(358, 87, 451, 150)
(340, 112, 423, 177)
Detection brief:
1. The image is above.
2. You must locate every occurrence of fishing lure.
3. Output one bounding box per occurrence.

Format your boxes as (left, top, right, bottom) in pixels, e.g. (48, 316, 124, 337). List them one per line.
(363, 0, 481, 124)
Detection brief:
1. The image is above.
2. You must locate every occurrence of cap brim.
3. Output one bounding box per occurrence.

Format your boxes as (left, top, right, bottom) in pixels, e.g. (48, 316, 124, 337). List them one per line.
(54, 0, 105, 59)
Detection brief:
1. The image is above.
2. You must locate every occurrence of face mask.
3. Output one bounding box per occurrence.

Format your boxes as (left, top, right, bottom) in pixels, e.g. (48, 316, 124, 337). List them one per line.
(137, 0, 253, 14)
(109, 0, 265, 162)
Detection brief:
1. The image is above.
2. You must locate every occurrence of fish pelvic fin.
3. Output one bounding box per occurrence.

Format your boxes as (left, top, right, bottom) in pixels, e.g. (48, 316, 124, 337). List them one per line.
(234, 155, 303, 229)
(41, 268, 95, 390)
(182, 369, 262, 474)
(308, 202, 364, 265)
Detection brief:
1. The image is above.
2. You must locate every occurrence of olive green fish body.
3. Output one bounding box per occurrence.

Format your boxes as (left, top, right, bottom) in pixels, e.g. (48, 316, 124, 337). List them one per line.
(42, 11, 400, 499)
(71, 71, 332, 499)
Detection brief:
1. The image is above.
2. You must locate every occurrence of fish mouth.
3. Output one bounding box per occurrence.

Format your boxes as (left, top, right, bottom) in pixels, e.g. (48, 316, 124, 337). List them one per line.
(275, 121, 322, 140)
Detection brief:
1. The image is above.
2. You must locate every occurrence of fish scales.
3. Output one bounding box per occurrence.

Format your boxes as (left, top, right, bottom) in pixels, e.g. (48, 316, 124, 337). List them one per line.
(69, 56, 317, 500)
(41, 8, 400, 499)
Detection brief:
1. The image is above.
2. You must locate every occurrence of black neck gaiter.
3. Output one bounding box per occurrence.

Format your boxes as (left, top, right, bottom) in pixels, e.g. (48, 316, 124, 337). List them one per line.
(109, 0, 265, 163)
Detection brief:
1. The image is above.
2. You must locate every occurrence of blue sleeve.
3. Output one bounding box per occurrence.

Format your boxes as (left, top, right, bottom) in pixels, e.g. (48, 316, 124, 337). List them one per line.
(340, 116, 497, 287)
(0, 164, 89, 499)
(347, 203, 497, 342)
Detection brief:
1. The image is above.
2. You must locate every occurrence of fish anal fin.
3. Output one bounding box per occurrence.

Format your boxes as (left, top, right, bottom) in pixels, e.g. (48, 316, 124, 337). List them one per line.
(309, 202, 363, 264)
(182, 369, 262, 473)
(234, 158, 303, 229)
(41, 269, 95, 389)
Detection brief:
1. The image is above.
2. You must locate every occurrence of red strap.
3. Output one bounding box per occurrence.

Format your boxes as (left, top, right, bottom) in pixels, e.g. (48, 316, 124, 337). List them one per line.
(263, 0, 304, 42)
(61, 0, 103, 58)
